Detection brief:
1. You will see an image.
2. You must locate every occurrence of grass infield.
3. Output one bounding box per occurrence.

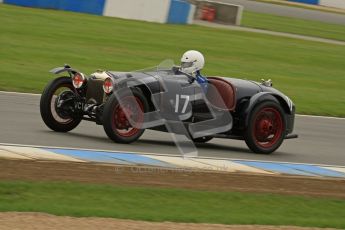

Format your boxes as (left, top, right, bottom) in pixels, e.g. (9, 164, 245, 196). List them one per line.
(0, 4, 345, 116)
(0, 180, 345, 228)
(242, 11, 345, 42)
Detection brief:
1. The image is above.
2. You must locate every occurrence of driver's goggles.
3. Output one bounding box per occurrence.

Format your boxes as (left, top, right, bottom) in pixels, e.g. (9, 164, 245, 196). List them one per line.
(181, 62, 194, 68)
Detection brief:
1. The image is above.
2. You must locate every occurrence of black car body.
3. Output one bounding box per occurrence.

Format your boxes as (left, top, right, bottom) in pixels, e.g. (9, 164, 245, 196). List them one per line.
(40, 61, 297, 154)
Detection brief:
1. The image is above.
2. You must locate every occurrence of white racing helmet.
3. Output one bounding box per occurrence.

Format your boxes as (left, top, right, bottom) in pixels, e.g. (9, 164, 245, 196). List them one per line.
(180, 50, 205, 75)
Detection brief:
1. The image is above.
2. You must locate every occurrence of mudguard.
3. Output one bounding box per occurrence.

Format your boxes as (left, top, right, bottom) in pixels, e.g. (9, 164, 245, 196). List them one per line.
(244, 92, 293, 127)
(50, 65, 79, 75)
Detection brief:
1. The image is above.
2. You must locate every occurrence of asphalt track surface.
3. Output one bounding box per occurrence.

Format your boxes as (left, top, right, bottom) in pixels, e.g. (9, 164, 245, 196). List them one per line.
(0, 91, 344, 165)
(219, 0, 345, 25)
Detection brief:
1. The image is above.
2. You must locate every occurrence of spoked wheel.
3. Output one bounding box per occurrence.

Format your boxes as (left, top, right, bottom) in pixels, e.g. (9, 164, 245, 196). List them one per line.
(244, 101, 286, 154)
(103, 88, 149, 143)
(40, 77, 82, 132)
(113, 96, 144, 137)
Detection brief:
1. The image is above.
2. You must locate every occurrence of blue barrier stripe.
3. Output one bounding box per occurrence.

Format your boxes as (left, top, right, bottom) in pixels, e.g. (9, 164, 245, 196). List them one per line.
(287, 0, 319, 5)
(233, 161, 316, 176)
(44, 148, 133, 165)
(167, 0, 191, 24)
(280, 163, 345, 178)
(4, 0, 58, 8)
(4, 0, 105, 15)
(58, 0, 105, 15)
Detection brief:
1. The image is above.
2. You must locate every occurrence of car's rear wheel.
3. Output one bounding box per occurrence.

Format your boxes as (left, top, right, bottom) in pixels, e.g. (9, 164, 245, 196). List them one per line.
(244, 101, 286, 154)
(103, 88, 149, 143)
(40, 77, 82, 132)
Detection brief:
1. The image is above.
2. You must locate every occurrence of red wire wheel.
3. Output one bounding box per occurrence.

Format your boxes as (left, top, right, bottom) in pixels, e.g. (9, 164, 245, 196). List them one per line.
(103, 88, 149, 144)
(253, 107, 283, 147)
(244, 101, 286, 154)
(111, 96, 144, 137)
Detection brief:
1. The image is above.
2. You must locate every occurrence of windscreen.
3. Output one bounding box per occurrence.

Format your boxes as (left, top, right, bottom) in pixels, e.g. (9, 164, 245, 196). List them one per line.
(130, 59, 177, 77)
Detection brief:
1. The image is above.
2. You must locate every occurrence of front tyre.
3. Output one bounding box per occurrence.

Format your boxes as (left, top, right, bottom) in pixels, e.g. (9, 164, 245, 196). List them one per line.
(40, 77, 82, 132)
(102, 88, 149, 144)
(244, 101, 286, 154)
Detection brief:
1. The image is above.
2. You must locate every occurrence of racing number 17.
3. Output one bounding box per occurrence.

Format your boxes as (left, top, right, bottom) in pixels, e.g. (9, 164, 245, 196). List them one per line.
(175, 94, 190, 113)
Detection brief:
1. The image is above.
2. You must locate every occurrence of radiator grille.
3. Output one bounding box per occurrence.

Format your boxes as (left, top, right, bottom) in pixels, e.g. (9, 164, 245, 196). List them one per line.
(86, 79, 105, 104)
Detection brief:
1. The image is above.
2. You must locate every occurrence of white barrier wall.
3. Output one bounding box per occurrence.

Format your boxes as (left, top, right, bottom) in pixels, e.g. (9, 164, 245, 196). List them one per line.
(319, 0, 345, 9)
(187, 4, 196, 24)
(103, 0, 171, 23)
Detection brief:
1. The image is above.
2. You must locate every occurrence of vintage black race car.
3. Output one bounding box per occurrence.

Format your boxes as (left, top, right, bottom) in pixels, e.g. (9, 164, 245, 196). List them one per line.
(40, 60, 298, 154)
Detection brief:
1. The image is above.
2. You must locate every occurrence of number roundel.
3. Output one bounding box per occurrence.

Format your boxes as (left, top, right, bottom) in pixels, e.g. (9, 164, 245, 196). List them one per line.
(175, 94, 190, 113)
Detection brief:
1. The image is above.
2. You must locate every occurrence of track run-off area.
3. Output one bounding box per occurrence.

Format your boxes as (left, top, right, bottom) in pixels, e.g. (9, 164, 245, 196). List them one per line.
(0, 91, 344, 166)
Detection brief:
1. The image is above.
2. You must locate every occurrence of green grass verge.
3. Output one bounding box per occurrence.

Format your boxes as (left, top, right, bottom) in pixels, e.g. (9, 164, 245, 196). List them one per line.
(1, 181, 345, 228)
(242, 11, 345, 42)
(1, 4, 345, 116)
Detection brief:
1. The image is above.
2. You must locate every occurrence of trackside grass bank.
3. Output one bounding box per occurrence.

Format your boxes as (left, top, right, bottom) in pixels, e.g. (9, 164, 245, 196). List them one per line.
(0, 181, 345, 229)
(0, 4, 345, 116)
(242, 11, 345, 42)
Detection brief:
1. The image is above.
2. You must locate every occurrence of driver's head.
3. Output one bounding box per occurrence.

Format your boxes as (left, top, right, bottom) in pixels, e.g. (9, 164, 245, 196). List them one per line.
(180, 50, 205, 75)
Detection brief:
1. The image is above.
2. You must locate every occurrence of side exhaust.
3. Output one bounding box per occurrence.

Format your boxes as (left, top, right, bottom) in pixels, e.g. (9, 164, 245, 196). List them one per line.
(285, 134, 298, 139)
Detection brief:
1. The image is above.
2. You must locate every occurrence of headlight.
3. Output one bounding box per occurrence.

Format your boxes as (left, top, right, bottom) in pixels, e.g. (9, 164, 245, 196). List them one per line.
(103, 77, 114, 94)
(72, 73, 86, 89)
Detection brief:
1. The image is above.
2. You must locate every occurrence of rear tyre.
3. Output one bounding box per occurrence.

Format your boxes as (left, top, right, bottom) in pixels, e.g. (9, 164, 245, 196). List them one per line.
(244, 101, 286, 154)
(192, 136, 213, 143)
(40, 77, 82, 132)
(102, 88, 149, 144)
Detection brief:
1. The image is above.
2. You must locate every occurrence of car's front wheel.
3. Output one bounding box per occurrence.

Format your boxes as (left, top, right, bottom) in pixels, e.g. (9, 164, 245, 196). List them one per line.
(102, 88, 149, 143)
(244, 101, 286, 154)
(40, 77, 82, 132)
